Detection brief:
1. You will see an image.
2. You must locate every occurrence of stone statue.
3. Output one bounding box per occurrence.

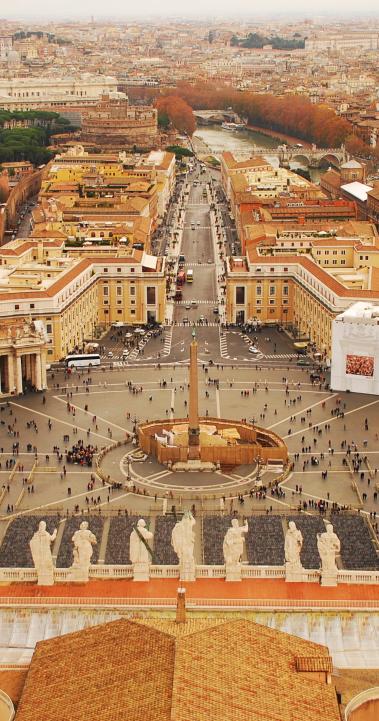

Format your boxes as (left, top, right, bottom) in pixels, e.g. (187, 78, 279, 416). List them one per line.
(29, 520, 57, 586)
(171, 511, 196, 581)
(284, 521, 304, 582)
(317, 523, 341, 586)
(223, 518, 248, 581)
(129, 519, 154, 581)
(71, 521, 97, 582)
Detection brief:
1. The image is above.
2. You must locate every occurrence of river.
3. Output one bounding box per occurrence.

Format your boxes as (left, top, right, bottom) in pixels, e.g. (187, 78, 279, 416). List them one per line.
(193, 125, 321, 183)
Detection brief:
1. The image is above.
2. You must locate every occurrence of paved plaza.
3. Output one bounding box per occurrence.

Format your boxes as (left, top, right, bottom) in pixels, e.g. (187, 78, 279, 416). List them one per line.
(0, 361, 379, 544)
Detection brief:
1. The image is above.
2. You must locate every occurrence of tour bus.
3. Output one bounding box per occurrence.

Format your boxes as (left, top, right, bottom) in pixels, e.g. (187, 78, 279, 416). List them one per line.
(186, 269, 193, 283)
(65, 353, 101, 368)
(177, 270, 186, 286)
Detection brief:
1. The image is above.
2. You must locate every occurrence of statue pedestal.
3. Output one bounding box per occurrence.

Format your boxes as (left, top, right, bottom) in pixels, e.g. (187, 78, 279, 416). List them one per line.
(70, 565, 90, 583)
(225, 563, 242, 582)
(179, 561, 195, 582)
(285, 563, 306, 583)
(132, 562, 150, 582)
(320, 571, 338, 587)
(37, 570, 54, 586)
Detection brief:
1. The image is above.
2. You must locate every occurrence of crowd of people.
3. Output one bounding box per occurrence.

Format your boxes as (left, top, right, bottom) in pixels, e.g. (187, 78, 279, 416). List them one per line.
(66, 441, 97, 467)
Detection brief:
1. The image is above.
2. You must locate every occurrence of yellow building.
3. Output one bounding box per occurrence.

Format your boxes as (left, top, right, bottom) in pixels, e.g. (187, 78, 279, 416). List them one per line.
(226, 231, 379, 359)
(0, 240, 166, 361)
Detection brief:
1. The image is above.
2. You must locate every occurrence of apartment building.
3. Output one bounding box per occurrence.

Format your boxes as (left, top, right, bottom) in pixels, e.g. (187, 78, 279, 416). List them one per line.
(0, 240, 166, 361)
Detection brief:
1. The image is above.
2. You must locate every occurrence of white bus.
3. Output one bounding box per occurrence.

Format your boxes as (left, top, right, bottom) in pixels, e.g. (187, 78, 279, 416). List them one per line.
(65, 353, 101, 368)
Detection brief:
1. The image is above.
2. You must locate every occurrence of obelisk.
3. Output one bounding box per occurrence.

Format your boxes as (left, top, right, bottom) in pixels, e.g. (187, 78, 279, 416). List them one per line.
(188, 329, 200, 459)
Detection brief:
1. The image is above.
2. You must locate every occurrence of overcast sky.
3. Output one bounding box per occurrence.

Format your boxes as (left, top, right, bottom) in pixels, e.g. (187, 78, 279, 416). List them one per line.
(2, 0, 379, 20)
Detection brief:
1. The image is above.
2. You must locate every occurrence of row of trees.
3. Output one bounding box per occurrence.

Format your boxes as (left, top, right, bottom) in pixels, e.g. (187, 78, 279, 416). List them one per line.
(167, 82, 351, 147)
(155, 95, 196, 136)
(0, 126, 54, 165)
(231, 33, 305, 50)
(126, 83, 376, 157)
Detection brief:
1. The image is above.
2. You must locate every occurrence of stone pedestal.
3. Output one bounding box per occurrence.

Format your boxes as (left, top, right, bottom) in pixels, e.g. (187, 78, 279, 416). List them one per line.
(132, 562, 150, 582)
(320, 571, 338, 587)
(225, 563, 242, 582)
(36, 569, 54, 586)
(179, 560, 196, 582)
(285, 563, 306, 583)
(70, 565, 90, 583)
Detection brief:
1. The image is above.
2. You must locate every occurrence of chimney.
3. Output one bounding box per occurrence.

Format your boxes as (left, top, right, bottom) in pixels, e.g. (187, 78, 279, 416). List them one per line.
(176, 586, 186, 624)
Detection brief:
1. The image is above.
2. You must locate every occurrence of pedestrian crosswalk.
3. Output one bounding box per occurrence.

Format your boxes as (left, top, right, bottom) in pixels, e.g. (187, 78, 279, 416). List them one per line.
(175, 322, 219, 327)
(162, 327, 173, 356)
(264, 354, 297, 359)
(220, 334, 228, 357)
(181, 262, 213, 268)
(177, 299, 217, 305)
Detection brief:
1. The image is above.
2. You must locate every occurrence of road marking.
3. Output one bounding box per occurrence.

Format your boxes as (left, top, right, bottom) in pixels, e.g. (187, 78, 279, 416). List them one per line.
(267, 394, 337, 430)
(216, 387, 221, 418)
(53, 395, 128, 433)
(9, 401, 113, 442)
(282, 398, 379, 440)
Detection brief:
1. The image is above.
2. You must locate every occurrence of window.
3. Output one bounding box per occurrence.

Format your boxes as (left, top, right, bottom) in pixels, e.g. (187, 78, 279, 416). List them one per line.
(46, 324, 52, 334)
(103, 286, 109, 296)
(283, 286, 289, 296)
(116, 286, 122, 296)
(236, 286, 245, 305)
(15, 304, 19, 310)
(130, 286, 136, 296)
(104, 300, 109, 305)
(131, 299, 136, 305)
(256, 286, 262, 296)
(146, 287, 156, 305)
(131, 309, 136, 315)
(269, 299, 275, 305)
(30, 304, 35, 309)
(117, 309, 122, 314)
(256, 299, 262, 306)
(130, 268, 135, 273)
(269, 286, 275, 295)
(117, 267, 121, 272)
(104, 268, 108, 272)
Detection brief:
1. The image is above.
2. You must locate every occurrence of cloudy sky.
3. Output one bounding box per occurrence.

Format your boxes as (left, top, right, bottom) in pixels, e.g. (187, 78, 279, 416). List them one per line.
(2, 0, 379, 19)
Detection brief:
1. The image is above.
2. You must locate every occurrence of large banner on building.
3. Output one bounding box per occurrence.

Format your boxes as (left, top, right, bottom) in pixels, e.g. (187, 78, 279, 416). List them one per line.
(345, 354, 374, 377)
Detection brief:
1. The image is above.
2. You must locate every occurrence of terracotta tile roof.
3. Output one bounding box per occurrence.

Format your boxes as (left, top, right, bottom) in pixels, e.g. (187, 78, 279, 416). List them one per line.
(296, 656, 333, 673)
(14, 618, 339, 721)
(0, 670, 27, 704)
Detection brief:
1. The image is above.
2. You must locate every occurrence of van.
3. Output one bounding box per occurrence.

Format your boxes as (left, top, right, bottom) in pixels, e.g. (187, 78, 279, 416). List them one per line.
(179, 255, 185, 263)
(122, 349, 129, 359)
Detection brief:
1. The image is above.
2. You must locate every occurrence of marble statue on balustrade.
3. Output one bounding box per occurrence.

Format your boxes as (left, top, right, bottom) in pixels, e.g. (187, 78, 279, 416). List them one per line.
(317, 523, 341, 586)
(223, 518, 248, 581)
(285, 521, 305, 582)
(171, 511, 196, 581)
(70, 521, 97, 582)
(130, 519, 154, 581)
(29, 520, 57, 586)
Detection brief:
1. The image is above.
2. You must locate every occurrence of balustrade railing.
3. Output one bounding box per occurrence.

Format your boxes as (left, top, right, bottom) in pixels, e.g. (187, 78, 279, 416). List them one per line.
(0, 564, 378, 584)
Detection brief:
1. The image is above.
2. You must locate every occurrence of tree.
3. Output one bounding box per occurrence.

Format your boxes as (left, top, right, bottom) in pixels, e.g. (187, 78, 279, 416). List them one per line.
(155, 95, 196, 136)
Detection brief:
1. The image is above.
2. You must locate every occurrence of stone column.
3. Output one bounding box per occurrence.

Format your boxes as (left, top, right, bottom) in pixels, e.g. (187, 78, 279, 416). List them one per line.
(25, 354, 31, 383)
(35, 353, 42, 391)
(188, 330, 200, 459)
(15, 356, 23, 395)
(7, 354, 14, 394)
(41, 352, 47, 390)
